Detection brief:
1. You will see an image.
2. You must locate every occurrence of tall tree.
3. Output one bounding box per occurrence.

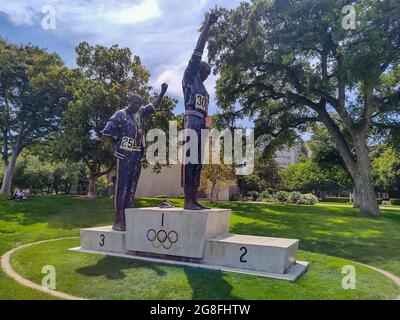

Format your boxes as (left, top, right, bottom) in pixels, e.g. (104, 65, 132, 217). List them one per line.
(208, 0, 400, 216)
(0, 40, 72, 194)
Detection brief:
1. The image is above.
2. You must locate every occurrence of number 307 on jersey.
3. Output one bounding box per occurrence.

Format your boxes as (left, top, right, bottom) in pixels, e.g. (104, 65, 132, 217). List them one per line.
(195, 94, 209, 113)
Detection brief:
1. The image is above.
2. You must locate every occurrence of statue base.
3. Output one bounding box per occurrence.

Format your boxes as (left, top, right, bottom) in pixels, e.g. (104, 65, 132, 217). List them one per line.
(74, 208, 308, 281)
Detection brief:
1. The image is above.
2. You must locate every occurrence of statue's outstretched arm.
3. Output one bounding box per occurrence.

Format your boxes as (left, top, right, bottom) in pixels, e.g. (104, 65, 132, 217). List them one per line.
(183, 13, 219, 82)
(153, 83, 168, 110)
(194, 12, 218, 57)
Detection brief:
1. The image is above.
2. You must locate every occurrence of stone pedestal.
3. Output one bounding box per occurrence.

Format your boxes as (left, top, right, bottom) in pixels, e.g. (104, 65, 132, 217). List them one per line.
(204, 234, 298, 274)
(76, 207, 308, 281)
(125, 208, 230, 259)
(80, 226, 126, 254)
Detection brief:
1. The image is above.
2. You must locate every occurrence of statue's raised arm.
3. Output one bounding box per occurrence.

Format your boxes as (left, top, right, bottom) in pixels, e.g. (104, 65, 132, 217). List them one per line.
(183, 13, 218, 84)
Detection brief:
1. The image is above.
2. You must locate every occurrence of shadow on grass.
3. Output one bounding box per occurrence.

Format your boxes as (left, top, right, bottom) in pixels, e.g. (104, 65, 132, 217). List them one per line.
(217, 202, 400, 267)
(1, 195, 400, 272)
(183, 267, 238, 300)
(0, 196, 164, 230)
(76, 256, 167, 280)
(75, 255, 238, 299)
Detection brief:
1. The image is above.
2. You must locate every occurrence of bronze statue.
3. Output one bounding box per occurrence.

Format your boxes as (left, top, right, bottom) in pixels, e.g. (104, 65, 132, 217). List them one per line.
(182, 13, 218, 210)
(102, 84, 168, 231)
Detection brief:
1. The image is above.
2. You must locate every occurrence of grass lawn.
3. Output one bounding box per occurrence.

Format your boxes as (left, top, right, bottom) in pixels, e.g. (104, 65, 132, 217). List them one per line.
(1, 195, 400, 300)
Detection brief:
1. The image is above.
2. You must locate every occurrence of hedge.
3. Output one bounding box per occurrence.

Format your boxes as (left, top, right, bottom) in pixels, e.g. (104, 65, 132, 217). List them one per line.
(321, 197, 383, 205)
(321, 197, 350, 203)
(391, 199, 400, 206)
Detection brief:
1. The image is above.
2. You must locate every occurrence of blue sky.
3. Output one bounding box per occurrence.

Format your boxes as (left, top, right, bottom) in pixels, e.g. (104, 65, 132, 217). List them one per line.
(0, 0, 251, 124)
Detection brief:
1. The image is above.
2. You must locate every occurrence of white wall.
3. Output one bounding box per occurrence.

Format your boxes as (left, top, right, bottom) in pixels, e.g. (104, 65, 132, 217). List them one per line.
(135, 164, 184, 198)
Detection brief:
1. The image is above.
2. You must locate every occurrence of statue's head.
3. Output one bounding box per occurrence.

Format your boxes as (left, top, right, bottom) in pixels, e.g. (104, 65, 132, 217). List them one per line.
(199, 61, 211, 82)
(127, 93, 143, 113)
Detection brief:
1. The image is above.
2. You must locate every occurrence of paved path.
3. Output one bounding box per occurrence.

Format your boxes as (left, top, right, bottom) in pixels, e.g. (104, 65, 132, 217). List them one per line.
(1, 237, 86, 300)
(2, 237, 400, 300)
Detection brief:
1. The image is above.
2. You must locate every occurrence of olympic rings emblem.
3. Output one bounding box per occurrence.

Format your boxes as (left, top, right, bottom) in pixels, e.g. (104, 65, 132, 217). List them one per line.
(146, 228, 178, 250)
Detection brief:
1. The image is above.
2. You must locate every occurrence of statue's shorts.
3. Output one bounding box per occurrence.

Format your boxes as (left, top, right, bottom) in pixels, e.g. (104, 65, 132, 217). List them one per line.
(114, 151, 142, 214)
(181, 113, 206, 188)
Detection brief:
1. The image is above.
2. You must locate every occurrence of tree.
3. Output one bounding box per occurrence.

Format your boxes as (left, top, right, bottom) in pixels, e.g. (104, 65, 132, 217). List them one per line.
(308, 125, 353, 196)
(236, 151, 282, 195)
(11, 152, 81, 195)
(372, 146, 400, 194)
(51, 164, 81, 195)
(48, 42, 176, 199)
(0, 40, 72, 194)
(208, 0, 400, 216)
(282, 160, 351, 196)
(201, 163, 236, 202)
(13, 154, 53, 193)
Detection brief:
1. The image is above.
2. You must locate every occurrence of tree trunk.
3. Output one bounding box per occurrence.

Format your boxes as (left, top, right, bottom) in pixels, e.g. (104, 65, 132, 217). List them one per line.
(210, 181, 217, 202)
(352, 173, 379, 216)
(352, 135, 380, 216)
(0, 152, 18, 195)
(352, 188, 360, 208)
(321, 113, 380, 216)
(87, 175, 97, 199)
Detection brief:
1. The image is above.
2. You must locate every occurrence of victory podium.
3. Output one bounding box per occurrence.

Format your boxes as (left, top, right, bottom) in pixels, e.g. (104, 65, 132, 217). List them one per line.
(75, 208, 308, 281)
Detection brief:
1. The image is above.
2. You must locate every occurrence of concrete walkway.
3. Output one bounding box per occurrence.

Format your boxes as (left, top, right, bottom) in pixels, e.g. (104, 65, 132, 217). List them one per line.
(2, 237, 400, 300)
(1, 237, 86, 300)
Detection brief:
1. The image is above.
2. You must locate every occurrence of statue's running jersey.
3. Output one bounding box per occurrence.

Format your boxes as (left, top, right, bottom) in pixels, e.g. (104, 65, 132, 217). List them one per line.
(102, 105, 155, 160)
(182, 50, 210, 117)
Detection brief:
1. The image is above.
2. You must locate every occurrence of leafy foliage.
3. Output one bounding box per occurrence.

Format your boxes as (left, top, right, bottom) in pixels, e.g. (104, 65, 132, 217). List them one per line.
(0, 40, 73, 192)
(207, 0, 400, 216)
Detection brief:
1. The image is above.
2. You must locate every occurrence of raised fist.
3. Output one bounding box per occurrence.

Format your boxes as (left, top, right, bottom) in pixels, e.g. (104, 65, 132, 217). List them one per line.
(208, 12, 219, 25)
(161, 83, 168, 93)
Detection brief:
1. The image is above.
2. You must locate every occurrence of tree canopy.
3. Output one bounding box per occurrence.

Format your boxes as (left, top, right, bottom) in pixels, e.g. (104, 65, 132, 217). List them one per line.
(207, 0, 400, 216)
(0, 40, 73, 194)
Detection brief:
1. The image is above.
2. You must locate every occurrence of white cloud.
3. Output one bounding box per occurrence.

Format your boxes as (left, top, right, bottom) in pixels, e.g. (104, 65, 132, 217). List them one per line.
(0, 0, 162, 27)
(0, 2, 36, 26)
(154, 63, 186, 96)
(105, 0, 161, 25)
(0, 0, 241, 114)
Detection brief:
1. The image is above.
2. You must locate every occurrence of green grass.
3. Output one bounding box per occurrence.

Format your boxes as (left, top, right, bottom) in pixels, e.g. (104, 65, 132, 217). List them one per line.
(10, 238, 398, 300)
(1, 195, 400, 300)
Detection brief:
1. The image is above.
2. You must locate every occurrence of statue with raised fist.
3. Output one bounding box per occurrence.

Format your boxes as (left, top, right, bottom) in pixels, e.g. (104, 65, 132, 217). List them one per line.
(182, 13, 218, 210)
(102, 84, 168, 231)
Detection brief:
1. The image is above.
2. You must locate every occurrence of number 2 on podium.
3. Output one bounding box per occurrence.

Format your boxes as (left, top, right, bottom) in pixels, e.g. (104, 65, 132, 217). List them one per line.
(240, 247, 248, 263)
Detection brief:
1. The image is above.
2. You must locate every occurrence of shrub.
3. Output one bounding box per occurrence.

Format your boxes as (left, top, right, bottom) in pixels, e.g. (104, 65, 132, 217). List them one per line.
(230, 193, 243, 201)
(247, 191, 259, 201)
(276, 191, 290, 203)
(391, 198, 400, 206)
(288, 192, 302, 204)
(300, 194, 319, 205)
(321, 197, 350, 203)
(377, 198, 383, 205)
(258, 190, 273, 201)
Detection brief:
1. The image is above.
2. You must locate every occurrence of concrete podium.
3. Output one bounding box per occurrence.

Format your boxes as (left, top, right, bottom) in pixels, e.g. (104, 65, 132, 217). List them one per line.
(75, 208, 308, 281)
(125, 208, 230, 259)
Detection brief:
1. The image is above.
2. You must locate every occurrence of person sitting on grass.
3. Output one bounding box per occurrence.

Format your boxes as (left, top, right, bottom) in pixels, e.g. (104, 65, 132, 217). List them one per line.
(9, 190, 17, 200)
(11, 189, 26, 202)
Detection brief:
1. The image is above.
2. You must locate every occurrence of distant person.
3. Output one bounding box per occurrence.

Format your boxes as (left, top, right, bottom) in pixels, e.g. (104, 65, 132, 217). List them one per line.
(9, 190, 17, 200)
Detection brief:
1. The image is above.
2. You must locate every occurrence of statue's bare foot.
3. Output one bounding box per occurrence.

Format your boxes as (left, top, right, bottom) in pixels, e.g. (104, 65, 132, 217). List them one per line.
(112, 222, 126, 232)
(113, 213, 126, 231)
(194, 201, 210, 210)
(184, 200, 202, 210)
